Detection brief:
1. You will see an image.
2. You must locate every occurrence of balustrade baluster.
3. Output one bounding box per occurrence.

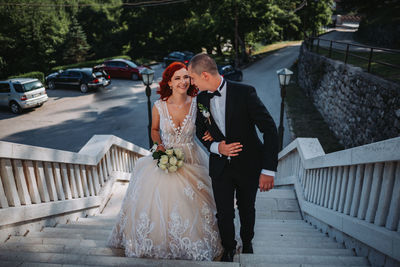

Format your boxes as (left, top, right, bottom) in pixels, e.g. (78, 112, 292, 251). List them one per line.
(73, 164, 84, 198)
(34, 161, 50, 203)
(328, 167, 338, 209)
(0, 159, 21, 207)
(52, 163, 65, 201)
(102, 158, 108, 182)
(97, 163, 104, 186)
(85, 166, 95, 196)
(338, 166, 349, 213)
(333, 166, 344, 211)
(358, 164, 374, 220)
(43, 162, 58, 202)
(91, 166, 101, 195)
(319, 168, 328, 206)
(80, 165, 90, 197)
(324, 168, 332, 208)
(12, 160, 31, 205)
(105, 151, 112, 176)
(67, 164, 78, 199)
(310, 170, 316, 203)
(386, 161, 400, 230)
(375, 162, 396, 226)
(314, 169, 321, 204)
(0, 172, 9, 208)
(23, 161, 42, 203)
(350, 164, 365, 217)
(60, 163, 72, 200)
(304, 170, 310, 200)
(365, 163, 384, 223)
(344, 165, 357, 215)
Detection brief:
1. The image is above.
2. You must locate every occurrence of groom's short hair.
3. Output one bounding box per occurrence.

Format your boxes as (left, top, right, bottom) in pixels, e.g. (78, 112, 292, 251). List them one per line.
(189, 53, 218, 75)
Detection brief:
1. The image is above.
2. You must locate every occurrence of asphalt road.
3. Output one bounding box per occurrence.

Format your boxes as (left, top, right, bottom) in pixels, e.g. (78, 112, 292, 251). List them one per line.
(0, 46, 299, 152)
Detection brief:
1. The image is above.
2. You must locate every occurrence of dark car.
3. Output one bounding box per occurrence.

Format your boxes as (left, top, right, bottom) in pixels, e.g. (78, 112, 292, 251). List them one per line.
(102, 59, 150, 81)
(163, 51, 194, 68)
(45, 68, 111, 93)
(218, 65, 243, 82)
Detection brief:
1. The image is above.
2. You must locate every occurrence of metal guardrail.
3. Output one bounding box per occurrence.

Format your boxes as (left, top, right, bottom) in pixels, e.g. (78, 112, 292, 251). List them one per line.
(305, 37, 400, 74)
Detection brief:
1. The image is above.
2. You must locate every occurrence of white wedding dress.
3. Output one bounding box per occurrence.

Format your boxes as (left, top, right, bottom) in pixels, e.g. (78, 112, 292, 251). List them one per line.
(107, 98, 222, 261)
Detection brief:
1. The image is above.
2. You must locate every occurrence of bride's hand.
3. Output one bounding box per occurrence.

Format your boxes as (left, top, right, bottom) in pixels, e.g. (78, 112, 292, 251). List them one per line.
(157, 144, 166, 152)
(202, 131, 214, 142)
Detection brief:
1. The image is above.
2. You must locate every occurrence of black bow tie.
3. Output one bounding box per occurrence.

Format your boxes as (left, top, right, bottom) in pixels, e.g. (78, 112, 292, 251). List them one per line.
(208, 79, 225, 99)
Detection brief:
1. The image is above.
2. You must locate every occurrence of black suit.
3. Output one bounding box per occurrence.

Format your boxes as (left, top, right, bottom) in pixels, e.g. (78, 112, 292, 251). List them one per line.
(195, 80, 278, 250)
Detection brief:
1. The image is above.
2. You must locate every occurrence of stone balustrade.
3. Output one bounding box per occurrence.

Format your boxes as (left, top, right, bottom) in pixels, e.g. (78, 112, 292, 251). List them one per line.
(0, 135, 150, 229)
(276, 137, 400, 265)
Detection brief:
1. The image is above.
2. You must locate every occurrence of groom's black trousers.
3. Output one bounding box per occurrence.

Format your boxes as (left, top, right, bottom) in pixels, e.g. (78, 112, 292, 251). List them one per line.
(211, 163, 259, 251)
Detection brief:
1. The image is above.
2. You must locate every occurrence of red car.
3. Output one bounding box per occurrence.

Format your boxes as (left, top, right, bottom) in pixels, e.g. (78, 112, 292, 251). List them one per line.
(102, 59, 151, 80)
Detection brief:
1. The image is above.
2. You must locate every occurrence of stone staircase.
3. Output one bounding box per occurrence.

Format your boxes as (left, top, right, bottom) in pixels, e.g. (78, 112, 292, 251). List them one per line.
(0, 184, 370, 266)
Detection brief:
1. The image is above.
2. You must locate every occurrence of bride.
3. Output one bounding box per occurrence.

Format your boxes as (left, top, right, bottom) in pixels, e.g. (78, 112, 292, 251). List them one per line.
(107, 62, 222, 261)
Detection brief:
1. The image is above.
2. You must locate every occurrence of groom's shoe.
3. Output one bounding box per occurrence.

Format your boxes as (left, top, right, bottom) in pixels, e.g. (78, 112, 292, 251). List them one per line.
(242, 242, 253, 254)
(221, 249, 236, 262)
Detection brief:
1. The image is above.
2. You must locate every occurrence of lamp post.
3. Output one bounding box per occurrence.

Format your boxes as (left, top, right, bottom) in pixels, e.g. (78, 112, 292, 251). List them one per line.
(140, 68, 155, 148)
(276, 68, 293, 151)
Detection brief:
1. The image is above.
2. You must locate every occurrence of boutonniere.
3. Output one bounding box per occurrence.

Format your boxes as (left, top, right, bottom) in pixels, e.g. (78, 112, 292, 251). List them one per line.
(198, 103, 211, 125)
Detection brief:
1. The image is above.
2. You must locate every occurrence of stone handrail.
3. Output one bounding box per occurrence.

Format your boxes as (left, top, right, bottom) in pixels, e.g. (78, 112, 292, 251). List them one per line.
(276, 137, 400, 262)
(0, 135, 150, 228)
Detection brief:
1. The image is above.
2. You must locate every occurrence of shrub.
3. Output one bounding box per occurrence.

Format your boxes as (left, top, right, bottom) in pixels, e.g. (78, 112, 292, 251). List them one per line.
(8, 71, 45, 84)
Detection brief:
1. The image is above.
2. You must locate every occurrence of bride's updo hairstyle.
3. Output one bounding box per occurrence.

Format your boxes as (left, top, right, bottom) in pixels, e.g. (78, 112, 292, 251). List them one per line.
(158, 62, 198, 101)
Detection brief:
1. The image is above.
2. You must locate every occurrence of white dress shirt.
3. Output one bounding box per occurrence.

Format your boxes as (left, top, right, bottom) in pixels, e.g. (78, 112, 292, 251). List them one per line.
(208, 78, 275, 177)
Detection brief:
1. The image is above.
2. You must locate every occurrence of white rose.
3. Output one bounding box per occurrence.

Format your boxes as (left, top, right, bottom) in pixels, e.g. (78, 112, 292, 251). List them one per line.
(169, 156, 178, 166)
(160, 155, 169, 165)
(158, 163, 167, 170)
(177, 160, 184, 168)
(174, 149, 184, 159)
(165, 149, 174, 156)
(168, 165, 178, 172)
(202, 110, 210, 118)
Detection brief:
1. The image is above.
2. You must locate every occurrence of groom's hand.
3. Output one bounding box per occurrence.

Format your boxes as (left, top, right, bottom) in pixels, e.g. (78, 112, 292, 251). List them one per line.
(218, 141, 243, 157)
(259, 174, 274, 192)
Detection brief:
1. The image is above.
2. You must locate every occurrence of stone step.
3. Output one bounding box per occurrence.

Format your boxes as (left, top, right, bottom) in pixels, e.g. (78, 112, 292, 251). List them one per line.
(256, 189, 296, 199)
(0, 251, 238, 266)
(254, 226, 317, 233)
(0, 243, 124, 256)
(6, 236, 107, 247)
(252, 231, 327, 239)
(253, 235, 331, 242)
(0, 261, 90, 267)
(56, 224, 113, 231)
(66, 220, 115, 227)
(254, 219, 306, 224)
(86, 215, 118, 220)
(76, 217, 117, 224)
(239, 254, 369, 266)
(24, 231, 109, 241)
(251, 247, 354, 256)
(42, 227, 111, 236)
(252, 240, 345, 249)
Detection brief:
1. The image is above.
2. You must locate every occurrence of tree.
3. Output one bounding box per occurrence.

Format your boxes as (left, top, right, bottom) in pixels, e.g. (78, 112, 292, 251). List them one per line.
(62, 17, 91, 64)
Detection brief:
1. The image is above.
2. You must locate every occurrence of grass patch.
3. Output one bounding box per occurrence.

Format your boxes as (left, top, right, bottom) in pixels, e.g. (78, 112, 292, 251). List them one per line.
(285, 62, 344, 153)
(311, 46, 400, 83)
(253, 41, 302, 56)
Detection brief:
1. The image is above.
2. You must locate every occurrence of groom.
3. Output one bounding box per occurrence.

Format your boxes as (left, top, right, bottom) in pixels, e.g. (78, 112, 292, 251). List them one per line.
(189, 54, 279, 262)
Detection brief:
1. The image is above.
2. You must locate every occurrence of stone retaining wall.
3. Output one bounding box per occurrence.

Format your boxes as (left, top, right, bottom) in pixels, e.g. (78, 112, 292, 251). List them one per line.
(297, 44, 400, 148)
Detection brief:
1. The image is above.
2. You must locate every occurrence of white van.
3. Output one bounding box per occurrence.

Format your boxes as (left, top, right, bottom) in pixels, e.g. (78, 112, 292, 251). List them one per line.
(0, 78, 48, 114)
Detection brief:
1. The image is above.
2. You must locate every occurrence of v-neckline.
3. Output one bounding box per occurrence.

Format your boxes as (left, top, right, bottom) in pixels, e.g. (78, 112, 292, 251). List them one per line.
(165, 97, 194, 135)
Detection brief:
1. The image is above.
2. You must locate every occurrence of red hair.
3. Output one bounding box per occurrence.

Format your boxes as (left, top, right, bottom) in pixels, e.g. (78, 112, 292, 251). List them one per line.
(157, 62, 198, 101)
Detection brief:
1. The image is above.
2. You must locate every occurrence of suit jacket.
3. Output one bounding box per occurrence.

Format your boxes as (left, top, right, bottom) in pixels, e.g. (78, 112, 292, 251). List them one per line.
(195, 80, 279, 180)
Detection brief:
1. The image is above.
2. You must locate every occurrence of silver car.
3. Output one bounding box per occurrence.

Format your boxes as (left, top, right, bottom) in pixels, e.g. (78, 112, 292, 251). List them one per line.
(0, 78, 48, 114)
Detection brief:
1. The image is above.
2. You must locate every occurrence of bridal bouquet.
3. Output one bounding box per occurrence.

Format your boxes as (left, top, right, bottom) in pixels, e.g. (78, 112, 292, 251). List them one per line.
(151, 143, 184, 173)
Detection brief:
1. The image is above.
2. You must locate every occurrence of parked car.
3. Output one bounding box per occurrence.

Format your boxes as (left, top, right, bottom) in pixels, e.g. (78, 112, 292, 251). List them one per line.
(163, 51, 194, 67)
(218, 65, 243, 82)
(45, 68, 111, 93)
(0, 78, 48, 114)
(101, 59, 150, 81)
